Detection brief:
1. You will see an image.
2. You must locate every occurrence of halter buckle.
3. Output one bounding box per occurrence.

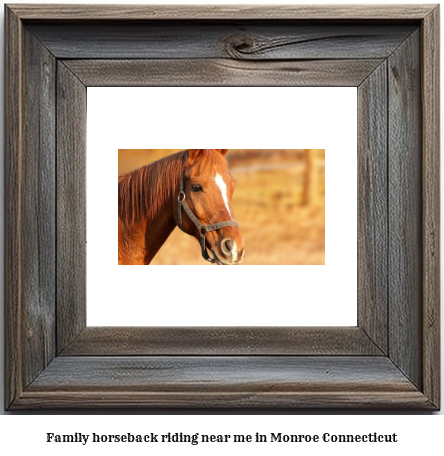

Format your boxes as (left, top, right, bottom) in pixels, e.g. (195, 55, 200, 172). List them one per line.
(178, 191, 186, 203)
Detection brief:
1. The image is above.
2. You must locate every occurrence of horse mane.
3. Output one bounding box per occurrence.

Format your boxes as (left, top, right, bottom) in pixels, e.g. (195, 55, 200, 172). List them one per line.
(118, 149, 229, 226)
(118, 150, 185, 226)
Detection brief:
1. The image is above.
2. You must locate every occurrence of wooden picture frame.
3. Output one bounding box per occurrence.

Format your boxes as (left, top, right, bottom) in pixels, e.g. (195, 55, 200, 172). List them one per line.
(5, 4, 440, 409)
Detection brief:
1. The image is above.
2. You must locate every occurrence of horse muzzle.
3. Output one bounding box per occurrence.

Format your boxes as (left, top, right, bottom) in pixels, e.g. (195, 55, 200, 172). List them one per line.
(213, 237, 244, 265)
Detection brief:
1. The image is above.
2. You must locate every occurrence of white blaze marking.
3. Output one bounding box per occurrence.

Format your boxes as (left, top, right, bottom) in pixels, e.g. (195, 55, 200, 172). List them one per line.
(215, 173, 233, 219)
(232, 241, 238, 263)
(215, 173, 241, 264)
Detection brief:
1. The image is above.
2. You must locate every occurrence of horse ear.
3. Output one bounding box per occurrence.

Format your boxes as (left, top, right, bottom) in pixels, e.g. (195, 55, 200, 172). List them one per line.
(187, 149, 228, 160)
(187, 149, 202, 161)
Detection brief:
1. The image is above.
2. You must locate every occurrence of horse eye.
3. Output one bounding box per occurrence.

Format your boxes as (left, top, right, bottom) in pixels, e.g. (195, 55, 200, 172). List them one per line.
(191, 184, 202, 192)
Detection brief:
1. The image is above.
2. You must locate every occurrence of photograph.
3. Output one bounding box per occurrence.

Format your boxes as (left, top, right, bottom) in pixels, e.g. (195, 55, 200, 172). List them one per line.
(86, 86, 355, 327)
(3, 2, 439, 416)
(118, 148, 325, 266)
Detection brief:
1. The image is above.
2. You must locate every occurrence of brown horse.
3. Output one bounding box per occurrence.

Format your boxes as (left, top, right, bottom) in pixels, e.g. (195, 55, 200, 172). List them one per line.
(118, 149, 245, 265)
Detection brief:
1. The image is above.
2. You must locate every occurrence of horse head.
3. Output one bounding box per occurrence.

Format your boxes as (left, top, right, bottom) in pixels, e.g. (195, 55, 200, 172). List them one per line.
(176, 149, 245, 265)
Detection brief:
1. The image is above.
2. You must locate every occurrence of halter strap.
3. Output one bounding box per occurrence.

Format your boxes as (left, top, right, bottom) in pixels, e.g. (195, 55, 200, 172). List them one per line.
(177, 151, 239, 264)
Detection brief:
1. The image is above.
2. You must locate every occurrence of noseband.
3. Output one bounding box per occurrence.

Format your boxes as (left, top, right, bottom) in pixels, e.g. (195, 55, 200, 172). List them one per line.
(177, 151, 240, 264)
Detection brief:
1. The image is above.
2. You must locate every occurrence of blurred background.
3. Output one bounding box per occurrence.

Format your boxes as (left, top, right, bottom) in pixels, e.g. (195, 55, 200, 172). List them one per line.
(119, 149, 325, 265)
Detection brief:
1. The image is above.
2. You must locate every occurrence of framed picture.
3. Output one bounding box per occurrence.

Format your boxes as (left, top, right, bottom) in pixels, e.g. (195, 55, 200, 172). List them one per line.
(91, 89, 354, 327)
(5, 4, 440, 409)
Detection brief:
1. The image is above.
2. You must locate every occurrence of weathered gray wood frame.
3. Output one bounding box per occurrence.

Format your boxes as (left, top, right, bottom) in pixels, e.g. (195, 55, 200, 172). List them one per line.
(4, 4, 440, 409)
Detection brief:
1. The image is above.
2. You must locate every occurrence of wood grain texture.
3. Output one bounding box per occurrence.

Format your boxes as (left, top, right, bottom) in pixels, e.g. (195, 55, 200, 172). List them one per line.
(61, 327, 382, 356)
(357, 62, 388, 354)
(64, 58, 383, 87)
(388, 31, 422, 389)
(27, 356, 418, 391)
(15, 390, 434, 410)
(421, 6, 440, 409)
(27, 22, 416, 60)
(4, 5, 24, 411)
(12, 356, 433, 409)
(21, 28, 57, 387)
(56, 62, 87, 353)
(7, 4, 436, 20)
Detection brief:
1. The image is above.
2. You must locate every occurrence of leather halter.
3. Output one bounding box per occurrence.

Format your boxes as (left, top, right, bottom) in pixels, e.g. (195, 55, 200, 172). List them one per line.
(177, 151, 240, 264)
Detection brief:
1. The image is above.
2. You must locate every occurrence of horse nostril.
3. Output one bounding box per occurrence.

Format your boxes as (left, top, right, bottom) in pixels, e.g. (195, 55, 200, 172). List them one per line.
(221, 238, 232, 257)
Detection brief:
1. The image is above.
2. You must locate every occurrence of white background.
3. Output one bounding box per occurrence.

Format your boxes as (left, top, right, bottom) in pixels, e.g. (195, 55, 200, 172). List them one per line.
(0, 0, 442, 446)
(1, 415, 443, 454)
(87, 87, 357, 326)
